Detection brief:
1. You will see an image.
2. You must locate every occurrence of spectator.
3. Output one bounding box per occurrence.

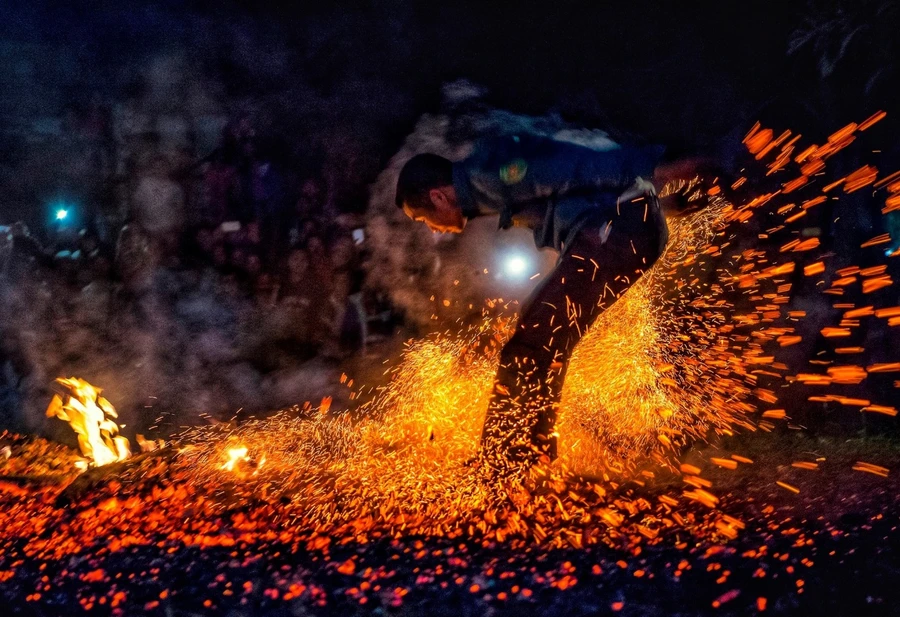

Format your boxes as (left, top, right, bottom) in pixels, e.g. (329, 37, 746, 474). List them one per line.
(76, 228, 101, 259)
(286, 217, 320, 252)
(278, 248, 313, 306)
(75, 251, 114, 330)
(183, 225, 219, 268)
(249, 156, 285, 263)
(285, 179, 326, 250)
(246, 220, 262, 246)
(253, 272, 278, 308)
(4, 224, 53, 281)
(211, 244, 228, 270)
(229, 246, 249, 274)
(245, 252, 263, 279)
(324, 234, 365, 356)
(131, 155, 185, 264)
(276, 247, 320, 355)
(201, 149, 240, 227)
(305, 235, 330, 287)
(329, 233, 358, 272)
(82, 92, 114, 178)
(115, 224, 154, 294)
(296, 178, 325, 220)
(74, 228, 102, 287)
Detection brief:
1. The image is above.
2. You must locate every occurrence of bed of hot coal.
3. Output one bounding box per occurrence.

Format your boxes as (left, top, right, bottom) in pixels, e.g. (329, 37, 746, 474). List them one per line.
(2, 430, 900, 617)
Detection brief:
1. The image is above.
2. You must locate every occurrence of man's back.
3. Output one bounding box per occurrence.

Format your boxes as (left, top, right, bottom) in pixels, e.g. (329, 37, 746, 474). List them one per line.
(452, 134, 664, 250)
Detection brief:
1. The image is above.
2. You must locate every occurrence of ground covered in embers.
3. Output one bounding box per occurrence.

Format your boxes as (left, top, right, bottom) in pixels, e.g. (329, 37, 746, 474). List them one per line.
(2, 430, 899, 617)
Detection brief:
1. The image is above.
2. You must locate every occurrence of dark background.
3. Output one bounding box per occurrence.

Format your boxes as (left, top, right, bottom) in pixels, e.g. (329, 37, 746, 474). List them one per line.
(2, 0, 897, 225)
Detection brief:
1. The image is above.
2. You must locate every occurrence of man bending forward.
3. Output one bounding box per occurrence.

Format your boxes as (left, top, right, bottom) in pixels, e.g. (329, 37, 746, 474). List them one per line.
(396, 133, 688, 473)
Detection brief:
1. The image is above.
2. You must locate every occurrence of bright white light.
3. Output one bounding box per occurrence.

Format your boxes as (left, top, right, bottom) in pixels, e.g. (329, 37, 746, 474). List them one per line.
(504, 254, 529, 278)
(56, 209, 68, 221)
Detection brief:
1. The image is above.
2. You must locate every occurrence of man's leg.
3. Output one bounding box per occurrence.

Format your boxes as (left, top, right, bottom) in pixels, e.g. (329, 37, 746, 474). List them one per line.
(481, 196, 668, 471)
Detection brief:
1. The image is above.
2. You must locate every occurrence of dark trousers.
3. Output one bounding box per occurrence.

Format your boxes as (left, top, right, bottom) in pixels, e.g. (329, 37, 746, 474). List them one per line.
(480, 193, 669, 469)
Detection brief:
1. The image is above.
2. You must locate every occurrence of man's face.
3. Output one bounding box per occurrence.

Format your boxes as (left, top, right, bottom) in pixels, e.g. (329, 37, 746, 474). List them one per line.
(401, 186, 466, 234)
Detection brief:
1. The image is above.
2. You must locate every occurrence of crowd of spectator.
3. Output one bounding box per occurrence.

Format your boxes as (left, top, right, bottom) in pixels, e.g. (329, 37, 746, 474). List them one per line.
(2, 111, 397, 365)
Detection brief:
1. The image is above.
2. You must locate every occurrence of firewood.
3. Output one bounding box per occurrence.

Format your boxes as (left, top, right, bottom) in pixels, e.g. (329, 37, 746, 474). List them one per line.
(55, 447, 178, 507)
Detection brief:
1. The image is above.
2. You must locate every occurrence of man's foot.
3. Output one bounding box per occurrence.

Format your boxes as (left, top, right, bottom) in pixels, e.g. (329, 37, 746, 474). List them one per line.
(463, 443, 554, 486)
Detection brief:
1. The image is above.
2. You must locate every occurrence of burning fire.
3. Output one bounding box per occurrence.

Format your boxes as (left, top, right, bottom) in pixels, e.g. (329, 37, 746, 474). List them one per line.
(222, 446, 249, 471)
(219, 444, 266, 476)
(45, 377, 130, 467)
(352, 197, 741, 483)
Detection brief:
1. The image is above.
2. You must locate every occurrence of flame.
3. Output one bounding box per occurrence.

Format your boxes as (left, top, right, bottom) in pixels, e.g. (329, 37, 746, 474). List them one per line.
(45, 377, 130, 467)
(220, 445, 266, 476)
(221, 446, 250, 472)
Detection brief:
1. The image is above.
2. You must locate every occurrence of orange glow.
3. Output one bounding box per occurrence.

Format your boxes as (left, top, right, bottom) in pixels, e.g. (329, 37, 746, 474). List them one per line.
(776, 481, 799, 494)
(862, 276, 893, 294)
(835, 347, 865, 354)
(867, 363, 900, 373)
(221, 446, 250, 472)
(861, 234, 892, 248)
(744, 128, 773, 155)
(801, 196, 827, 210)
(844, 306, 873, 318)
(858, 111, 887, 131)
(844, 165, 879, 193)
(875, 306, 900, 318)
(45, 377, 130, 467)
(828, 123, 857, 144)
(782, 176, 809, 193)
(852, 462, 889, 477)
(862, 405, 898, 416)
(803, 262, 825, 276)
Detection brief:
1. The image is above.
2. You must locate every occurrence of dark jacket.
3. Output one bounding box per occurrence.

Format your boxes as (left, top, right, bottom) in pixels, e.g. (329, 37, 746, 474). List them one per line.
(453, 134, 664, 251)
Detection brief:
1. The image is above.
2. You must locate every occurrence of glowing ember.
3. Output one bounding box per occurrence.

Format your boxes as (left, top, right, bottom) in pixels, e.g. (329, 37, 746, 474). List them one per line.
(45, 377, 130, 467)
(221, 446, 249, 472)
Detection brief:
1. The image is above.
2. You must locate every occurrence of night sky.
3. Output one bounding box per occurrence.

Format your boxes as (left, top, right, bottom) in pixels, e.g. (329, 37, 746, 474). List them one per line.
(3, 1, 896, 190)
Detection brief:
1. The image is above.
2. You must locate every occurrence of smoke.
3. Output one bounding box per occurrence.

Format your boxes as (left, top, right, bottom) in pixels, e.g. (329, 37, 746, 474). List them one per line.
(0, 262, 341, 441)
(365, 81, 620, 331)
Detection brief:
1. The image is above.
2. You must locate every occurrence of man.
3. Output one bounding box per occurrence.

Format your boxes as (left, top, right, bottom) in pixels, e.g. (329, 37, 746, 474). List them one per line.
(395, 133, 702, 473)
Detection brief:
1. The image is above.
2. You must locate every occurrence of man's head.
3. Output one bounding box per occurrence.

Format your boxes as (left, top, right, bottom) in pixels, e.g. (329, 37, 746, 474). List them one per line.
(395, 154, 466, 233)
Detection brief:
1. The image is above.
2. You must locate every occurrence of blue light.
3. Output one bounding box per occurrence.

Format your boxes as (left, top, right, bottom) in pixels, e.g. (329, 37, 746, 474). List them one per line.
(56, 209, 69, 221)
